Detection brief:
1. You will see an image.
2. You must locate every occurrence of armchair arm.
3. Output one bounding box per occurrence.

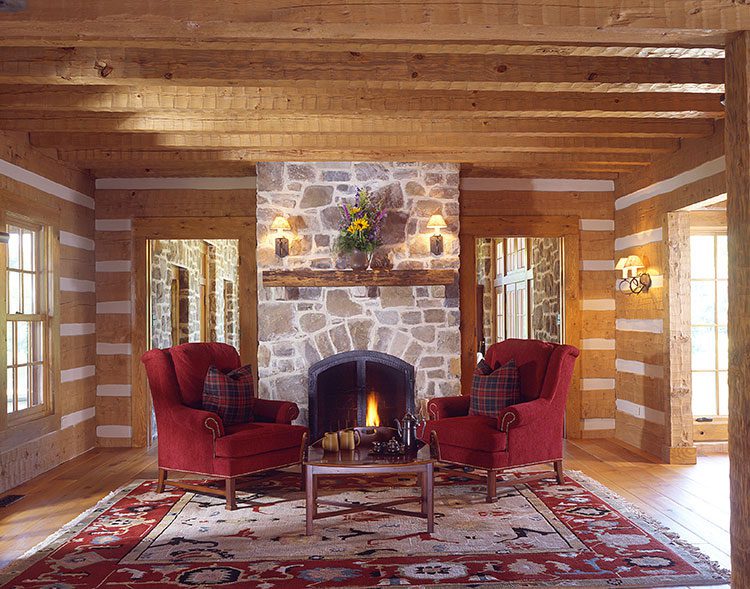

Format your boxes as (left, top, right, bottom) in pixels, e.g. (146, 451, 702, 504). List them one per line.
(253, 398, 300, 424)
(497, 398, 551, 432)
(170, 405, 225, 438)
(427, 395, 471, 420)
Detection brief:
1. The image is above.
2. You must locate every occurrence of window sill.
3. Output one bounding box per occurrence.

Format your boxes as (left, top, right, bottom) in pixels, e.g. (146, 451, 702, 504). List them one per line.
(0, 412, 61, 454)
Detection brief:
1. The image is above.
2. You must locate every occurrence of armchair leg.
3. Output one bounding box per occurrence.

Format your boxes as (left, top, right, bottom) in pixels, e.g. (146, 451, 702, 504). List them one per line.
(156, 468, 168, 493)
(486, 469, 497, 503)
(554, 460, 565, 484)
(225, 478, 237, 511)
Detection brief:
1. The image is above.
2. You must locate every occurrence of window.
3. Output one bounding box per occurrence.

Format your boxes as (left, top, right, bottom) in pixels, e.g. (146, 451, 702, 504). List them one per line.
(690, 233, 728, 418)
(6, 219, 48, 418)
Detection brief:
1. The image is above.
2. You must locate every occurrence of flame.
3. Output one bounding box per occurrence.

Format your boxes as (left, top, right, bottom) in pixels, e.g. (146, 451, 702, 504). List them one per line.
(365, 391, 380, 427)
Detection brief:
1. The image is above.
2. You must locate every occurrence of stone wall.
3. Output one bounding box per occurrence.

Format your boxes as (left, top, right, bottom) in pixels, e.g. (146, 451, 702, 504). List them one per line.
(256, 162, 461, 424)
(531, 237, 562, 343)
(150, 239, 239, 349)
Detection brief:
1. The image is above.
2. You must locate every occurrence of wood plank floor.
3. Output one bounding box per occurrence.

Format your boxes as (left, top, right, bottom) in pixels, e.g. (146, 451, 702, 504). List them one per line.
(0, 439, 731, 588)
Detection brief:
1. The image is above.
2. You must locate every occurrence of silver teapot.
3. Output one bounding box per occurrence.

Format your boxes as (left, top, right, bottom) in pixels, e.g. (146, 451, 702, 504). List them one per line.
(393, 413, 424, 450)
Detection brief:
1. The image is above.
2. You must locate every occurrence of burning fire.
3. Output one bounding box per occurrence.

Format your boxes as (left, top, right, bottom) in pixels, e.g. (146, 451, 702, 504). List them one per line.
(365, 391, 380, 427)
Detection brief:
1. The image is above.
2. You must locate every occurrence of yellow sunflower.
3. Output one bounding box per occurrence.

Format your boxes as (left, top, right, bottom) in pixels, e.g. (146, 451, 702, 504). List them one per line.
(347, 218, 370, 233)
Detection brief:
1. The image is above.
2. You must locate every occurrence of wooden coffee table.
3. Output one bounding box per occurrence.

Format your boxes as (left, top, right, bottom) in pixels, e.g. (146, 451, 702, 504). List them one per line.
(303, 427, 435, 535)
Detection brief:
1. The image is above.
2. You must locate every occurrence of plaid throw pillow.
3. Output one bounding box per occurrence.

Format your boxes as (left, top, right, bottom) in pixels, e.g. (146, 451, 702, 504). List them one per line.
(474, 359, 494, 375)
(470, 359, 521, 418)
(202, 364, 254, 425)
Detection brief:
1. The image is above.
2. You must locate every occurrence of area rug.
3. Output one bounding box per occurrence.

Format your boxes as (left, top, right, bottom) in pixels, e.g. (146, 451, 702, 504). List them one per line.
(0, 470, 729, 588)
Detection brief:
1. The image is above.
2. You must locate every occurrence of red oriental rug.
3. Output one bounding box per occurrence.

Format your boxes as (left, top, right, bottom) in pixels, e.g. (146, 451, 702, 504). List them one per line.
(0, 470, 729, 588)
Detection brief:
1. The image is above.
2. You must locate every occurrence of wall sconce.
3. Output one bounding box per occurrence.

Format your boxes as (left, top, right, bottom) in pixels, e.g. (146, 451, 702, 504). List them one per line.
(616, 255, 652, 295)
(271, 216, 291, 258)
(427, 214, 447, 256)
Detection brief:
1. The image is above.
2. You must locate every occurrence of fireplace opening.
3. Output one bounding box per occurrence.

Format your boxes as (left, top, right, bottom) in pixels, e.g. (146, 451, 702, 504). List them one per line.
(308, 351, 415, 441)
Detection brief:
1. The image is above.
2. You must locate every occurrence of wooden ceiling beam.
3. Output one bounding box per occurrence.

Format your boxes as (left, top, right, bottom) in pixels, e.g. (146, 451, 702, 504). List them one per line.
(0, 86, 725, 118)
(0, 1, 746, 47)
(0, 47, 723, 92)
(0, 111, 715, 137)
(30, 132, 680, 154)
(56, 148, 656, 166)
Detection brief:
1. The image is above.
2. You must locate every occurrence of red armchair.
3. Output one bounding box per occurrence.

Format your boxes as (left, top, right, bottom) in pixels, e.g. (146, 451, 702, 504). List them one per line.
(423, 338, 579, 502)
(141, 342, 308, 510)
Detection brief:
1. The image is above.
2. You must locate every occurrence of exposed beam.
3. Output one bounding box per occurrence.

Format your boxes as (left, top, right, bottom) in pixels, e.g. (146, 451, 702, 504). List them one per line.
(57, 148, 656, 167)
(0, 86, 724, 119)
(725, 28, 750, 589)
(0, 47, 724, 92)
(0, 112, 716, 137)
(30, 132, 680, 154)
(0, 1, 746, 47)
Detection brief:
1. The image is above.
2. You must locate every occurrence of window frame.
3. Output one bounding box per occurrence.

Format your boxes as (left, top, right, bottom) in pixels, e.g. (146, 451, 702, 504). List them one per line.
(2, 211, 58, 434)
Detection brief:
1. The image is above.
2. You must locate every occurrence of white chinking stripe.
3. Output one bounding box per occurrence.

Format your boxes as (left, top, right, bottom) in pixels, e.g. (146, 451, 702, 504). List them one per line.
(581, 378, 615, 390)
(581, 338, 616, 350)
(96, 343, 132, 355)
(580, 219, 615, 231)
(0, 157, 94, 209)
(96, 218, 132, 232)
(96, 260, 131, 272)
(60, 231, 95, 251)
(97, 301, 131, 314)
(460, 177, 614, 192)
(582, 299, 615, 311)
(61, 365, 96, 383)
(60, 406, 96, 429)
(97, 425, 132, 438)
(583, 418, 616, 431)
(95, 177, 257, 190)
(97, 384, 132, 397)
(614, 227, 663, 251)
(616, 318, 664, 333)
(615, 156, 725, 211)
(616, 399, 666, 425)
(60, 278, 95, 293)
(582, 260, 615, 271)
(60, 323, 96, 337)
(616, 358, 664, 379)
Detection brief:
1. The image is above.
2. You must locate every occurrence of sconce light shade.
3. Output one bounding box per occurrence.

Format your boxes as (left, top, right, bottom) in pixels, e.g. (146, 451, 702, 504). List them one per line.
(271, 216, 291, 258)
(271, 216, 292, 233)
(616, 255, 651, 294)
(426, 214, 447, 232)
(0, 231, 8, 244)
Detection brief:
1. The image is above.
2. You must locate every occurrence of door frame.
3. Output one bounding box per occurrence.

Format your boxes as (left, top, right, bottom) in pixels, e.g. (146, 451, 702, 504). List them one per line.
(459, 215, 582, 439)
(131, 216, 257, 447)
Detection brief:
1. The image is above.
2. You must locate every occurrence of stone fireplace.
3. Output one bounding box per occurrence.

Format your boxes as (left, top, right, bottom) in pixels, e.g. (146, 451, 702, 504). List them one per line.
(255, 162, 462, 426)
(308, 351, 415, 440)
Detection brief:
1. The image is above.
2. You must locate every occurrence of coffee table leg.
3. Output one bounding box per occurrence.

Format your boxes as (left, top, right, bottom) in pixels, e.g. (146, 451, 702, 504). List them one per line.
(424, 463, 434, 533)
(305, 466, 315, 536)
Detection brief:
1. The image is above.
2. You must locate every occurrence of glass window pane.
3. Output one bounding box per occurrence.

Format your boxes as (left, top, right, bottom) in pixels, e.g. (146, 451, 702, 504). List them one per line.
(31, 321, 44, 363)
(6, 322, 13, 365)
(7, 367, 14, 413)
(31, 364, 43, 406)
(717, 280, 728, 325)
(16, 321, 29, 364)
(8, 270, 21, 315)
(7, 226, 20, 269)
(718, 325, 728, 371)
(692, 326, 717, 370)
(23, 272, 36, 314)
(691, 235, 715, 279)
(719, 371, 728, 416)
(692, 371, 718, 416)
(717, 235, 728, 280)
(16, 365, 28, 411)
(21, 229, 34, 271)
(691, 281, 716, 325)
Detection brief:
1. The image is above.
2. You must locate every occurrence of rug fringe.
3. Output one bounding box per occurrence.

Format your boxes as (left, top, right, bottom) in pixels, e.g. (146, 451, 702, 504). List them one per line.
(565, 470, 731, 582)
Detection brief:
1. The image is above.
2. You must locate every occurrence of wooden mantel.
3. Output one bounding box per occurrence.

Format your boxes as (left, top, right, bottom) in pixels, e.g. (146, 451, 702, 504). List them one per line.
(261, 268, 456, 288)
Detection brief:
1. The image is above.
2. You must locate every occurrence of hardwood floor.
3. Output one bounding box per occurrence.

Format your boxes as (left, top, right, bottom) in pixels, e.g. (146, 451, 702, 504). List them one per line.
(0, 439, 731, 588)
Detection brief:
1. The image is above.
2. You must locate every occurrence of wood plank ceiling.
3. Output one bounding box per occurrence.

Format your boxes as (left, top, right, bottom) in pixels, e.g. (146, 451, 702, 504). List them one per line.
(0, 1, 744, 179)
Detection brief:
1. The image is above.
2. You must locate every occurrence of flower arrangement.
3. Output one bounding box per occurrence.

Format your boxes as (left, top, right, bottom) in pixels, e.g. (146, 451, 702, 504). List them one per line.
(335, 187, 387, 256)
